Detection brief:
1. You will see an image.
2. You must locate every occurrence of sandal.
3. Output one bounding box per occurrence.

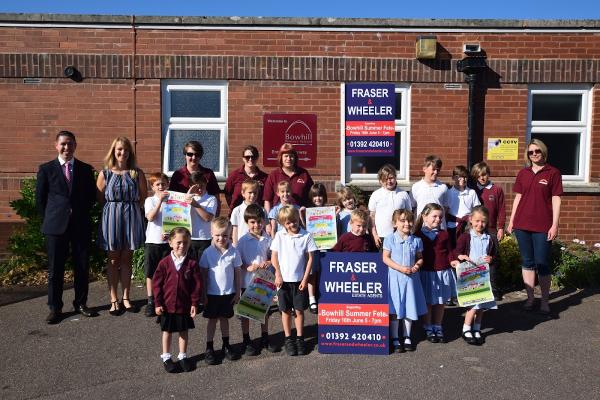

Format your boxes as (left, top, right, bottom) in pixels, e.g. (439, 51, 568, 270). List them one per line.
(109, 301, 120, 316)
(425, 329, 439, 343)
(472, 330, 484, 345)
(462, 331, 477, 345)
(121, 298, 139, 313)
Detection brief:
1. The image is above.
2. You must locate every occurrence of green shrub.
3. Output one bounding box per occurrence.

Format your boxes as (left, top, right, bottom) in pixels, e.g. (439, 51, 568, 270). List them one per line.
(497, 235, 525, 290)
(552, 240, 600, 288)
(132, 248, 146, 282)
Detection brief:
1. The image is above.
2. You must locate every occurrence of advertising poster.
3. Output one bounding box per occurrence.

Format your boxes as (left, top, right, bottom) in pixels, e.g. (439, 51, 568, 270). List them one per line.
(161, 191, 192, 235)
(305, 206, 337, 250)
(345, 83, 395, 157)
(263, 113, 317, 168)
(487, 138, 519, 160)
(235, 267, 277, 323)
(318, 252, 389, 355)
(456, 261, 495, 307)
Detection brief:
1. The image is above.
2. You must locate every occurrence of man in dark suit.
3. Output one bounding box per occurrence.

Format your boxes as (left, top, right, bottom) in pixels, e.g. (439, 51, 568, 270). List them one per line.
(36, 130, 97, 324)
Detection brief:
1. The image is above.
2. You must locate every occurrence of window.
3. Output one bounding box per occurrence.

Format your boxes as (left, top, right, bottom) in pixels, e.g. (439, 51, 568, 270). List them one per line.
(528, 86, 591, 181)
(342, 85, 410, 183)
(161, 81, 228, 179)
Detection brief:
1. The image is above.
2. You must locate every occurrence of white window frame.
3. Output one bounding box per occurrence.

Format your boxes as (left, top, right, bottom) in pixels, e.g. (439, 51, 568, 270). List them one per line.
(340, 84, 411, 185)
(161, 80, 228, 179)
(527, 85, 592, 182)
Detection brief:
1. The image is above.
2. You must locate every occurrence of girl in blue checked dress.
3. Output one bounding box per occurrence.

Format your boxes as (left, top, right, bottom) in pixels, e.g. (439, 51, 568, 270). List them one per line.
(382, 209, 427, 353)
(451, 206, 498, 345)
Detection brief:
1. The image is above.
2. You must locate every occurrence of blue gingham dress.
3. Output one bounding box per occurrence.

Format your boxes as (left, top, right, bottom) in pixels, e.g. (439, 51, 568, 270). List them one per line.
(467, 230, 497, 310)
(383, 233, 427, 320)
(99, 169, 145, 251)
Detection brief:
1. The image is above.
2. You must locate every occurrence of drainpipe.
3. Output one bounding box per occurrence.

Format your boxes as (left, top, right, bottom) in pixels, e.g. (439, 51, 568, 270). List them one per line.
(131, 15, 137, 149)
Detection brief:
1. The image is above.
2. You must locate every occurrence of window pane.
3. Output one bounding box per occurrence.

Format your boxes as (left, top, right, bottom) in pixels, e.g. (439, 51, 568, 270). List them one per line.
(168, 129, 221, 172)
(395, 92, 402, 120)
(532, 94, 581, 122)
(350, 132, 401, 174)
(531, 132, 580, 176)
(170, 90, 221, 118)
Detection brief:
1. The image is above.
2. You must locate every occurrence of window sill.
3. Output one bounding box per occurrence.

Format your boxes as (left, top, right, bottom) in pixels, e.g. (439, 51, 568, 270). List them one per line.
(562, 182, 600, 194)
(338, 180, 413, 193)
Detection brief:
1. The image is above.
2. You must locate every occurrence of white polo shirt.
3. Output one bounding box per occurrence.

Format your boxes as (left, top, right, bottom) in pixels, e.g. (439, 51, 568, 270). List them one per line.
(368, 187, 412, 238)
(270, 228, 318, 282)
(230, 202, 267, 243)
(144, 195, 167, 244)
(190, 193, 217, 240)
(199, 244, 242, 295)
(236, 232, 272, 288)
(446, 187, 481, 228)
(410, 179, 449, 229)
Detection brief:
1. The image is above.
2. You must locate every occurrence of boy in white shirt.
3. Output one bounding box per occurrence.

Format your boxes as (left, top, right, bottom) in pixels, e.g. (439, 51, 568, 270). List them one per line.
(199, 217, 242, 365)
(143, 172, 171, 317)
(368, 164, 412, 248)
(271, 205, 317, 356)
(446, 165, 480, 248)
(236, 204, 278, 354)
(230, 179, 263, 245)
(410, 155, 449, 228)
(186, 172, 217, 261)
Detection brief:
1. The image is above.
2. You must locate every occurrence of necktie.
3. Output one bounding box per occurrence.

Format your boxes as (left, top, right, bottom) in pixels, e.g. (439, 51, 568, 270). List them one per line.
(64, 163, 72, 184)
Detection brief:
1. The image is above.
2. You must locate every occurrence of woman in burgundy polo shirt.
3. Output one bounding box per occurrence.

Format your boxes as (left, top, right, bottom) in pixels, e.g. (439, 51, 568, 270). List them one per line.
(507, 139, 562, 315)
(224, 145, 268, 211)
(263, 143, 314, 213)
(169, 141, 221, 213)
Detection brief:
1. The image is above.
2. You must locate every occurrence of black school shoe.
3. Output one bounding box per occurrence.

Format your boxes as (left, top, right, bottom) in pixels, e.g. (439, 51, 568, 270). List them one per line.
(261, 337, 279, 353)
(163, 359, 180, 373)
(285, 337, 297, 356)
(222, 345, 241, 361)
(296, 337, 307, 356)
(394, 342, 405, 353)
(426, 329, 439, 343)
(144, 304, 156, 317)
(403, 337, 415, 352)
(179, 357, 194, 372)
(204, 349, 217, 366)
(242, 341, 259, 356)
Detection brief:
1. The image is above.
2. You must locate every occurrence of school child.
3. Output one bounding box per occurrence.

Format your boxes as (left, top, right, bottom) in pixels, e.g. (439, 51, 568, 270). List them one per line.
(230, 179, 261, 246)
(446, 165, 481, 248)
(410, 155, 449, 229)
(471, 162, 506, 301)
(271, 205, 318, 356)
(235, 204, 278, 354)
(415, 203, 456, 343)
(331, 209, 377, 252)
(451, 206, 498, 345)
(305, 183, 329, 314)
(268, 181, 302, 238)
(199, 217, 242, 365)
(336, 186, 358, 234)
(382, 209, 428, 352)
(186, 172, 217, 261)
(368, 164, 412, 249)
(152, 227, 202, 373)
(143, 172, 171, 317)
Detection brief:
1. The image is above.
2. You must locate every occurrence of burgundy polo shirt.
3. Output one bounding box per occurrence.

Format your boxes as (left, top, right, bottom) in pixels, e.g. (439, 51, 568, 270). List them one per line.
(331, 232, 377, 252)
(168, 165, 220, 196)
(152, 256, 203, 314)
(512, 164, 563, 233)
(415, 230, 453, 271)
(474, 184, 506, 231)
(224, 165, 268, 209)
(263, 167, 314, 207)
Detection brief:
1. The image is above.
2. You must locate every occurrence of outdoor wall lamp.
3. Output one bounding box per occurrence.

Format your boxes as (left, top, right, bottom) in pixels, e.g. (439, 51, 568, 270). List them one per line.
(415, 35, 437, 59)
(64, 66, 83, 82)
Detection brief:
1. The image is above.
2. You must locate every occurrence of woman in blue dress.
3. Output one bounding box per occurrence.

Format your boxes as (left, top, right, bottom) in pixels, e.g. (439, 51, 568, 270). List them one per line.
(97, 137, 146, 315)
(382, 209, 427, 353)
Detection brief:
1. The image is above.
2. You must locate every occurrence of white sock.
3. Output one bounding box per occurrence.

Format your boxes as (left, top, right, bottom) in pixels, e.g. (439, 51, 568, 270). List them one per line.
(402, 318, 412, 338)
(309, 296, 317, 304)
(463, 324, 473, 338)
(161, 352, 171, 362)
(390, 319, 399, 341)
(177, 352, 187, 360)
(473, 331, 481, 339)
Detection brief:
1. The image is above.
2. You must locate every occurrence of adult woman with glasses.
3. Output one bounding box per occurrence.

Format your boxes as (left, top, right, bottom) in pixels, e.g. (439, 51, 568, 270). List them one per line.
(224, 145, 268, 211)
(169, 141, 221, 213)
(263, 143, 314, 213)
(507, 139, 562, 316)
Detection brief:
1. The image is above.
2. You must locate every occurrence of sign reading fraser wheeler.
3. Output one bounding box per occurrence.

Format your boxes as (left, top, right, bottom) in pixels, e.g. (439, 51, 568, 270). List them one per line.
(263, 113, 317, 168)
(345, 83, 396, 157)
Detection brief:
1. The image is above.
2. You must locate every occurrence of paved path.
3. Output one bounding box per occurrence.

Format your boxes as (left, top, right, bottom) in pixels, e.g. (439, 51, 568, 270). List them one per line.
(1, 282, 599, 400)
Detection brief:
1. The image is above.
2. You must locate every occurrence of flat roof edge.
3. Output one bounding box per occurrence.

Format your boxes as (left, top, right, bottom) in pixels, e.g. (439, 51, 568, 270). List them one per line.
(0, 13, 599, 29)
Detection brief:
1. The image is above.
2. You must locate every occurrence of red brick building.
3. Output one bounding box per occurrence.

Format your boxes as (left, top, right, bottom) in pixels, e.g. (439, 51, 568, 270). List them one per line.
(1, 13, 599, 251)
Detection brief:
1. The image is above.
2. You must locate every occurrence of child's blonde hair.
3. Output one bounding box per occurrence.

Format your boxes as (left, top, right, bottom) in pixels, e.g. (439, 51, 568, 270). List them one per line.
(423, 155, 443, 169)
(211, 216, 231, 232)
(469, 205, 489, 224)
(168, 227, 191, 241)
(415, 203, 443, 232)
(350, 209, 369, 224)
(392, 209, 414, 225)
(242, 179, 259, 193)
(471, 161, 491, 179)
(277, 180, 291, 193)
(336, 186, 356, 209)
(277, 205, 301, 226)
(377, 164, 397, 182)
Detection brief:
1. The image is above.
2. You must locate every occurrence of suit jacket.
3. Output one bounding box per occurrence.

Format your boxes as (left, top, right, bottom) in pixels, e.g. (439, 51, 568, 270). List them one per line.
(36, 158, 96, 236)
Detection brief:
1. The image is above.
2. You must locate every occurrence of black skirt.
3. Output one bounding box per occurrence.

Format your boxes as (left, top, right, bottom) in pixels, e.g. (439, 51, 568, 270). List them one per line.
(159, 312, 195, 333)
